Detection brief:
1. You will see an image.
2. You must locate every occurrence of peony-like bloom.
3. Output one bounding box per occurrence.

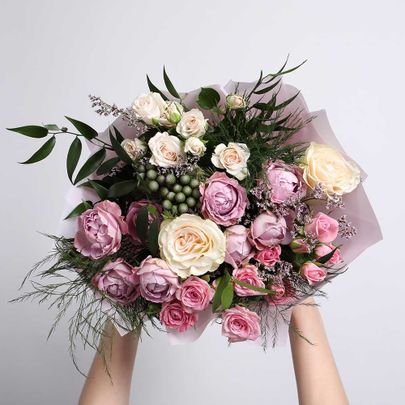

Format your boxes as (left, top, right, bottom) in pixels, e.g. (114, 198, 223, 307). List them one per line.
(224, 225, 254, 269)
(200, 172, 248, 227)
(300, 262, 327, 285)
(300, 142, 361, 196)
(266, 161, 307, 203)
(254, 245, 281, 267)
(92, 259, 139, 305)
(211, 142, 250, 181)
(158, 214, 226, 278)
(159, 300, 197, 332)
(314, 243, 343, 265)
(250, 212, 291, 249)
(176, 109, 208, 138)
(305, 212, 339, 244)
(136, 256, 179, 303)
(175, 276, 213, 312)
(148, 132, 185, 168)
(121, 138, 147, 161)
(132, 92, 167, 126)
(226, 94, 246, 110)
(184, 136, 206, 156)
(233, 265, 265, 297)
(221, 305, 261, 343)
(74, 201, 128, 260)
(125, 200, 162, 246)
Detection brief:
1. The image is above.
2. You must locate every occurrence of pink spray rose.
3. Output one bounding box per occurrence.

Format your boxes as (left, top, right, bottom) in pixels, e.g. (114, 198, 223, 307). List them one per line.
(290, 238, 311, 254)
(300, 262, 327, 285)
(314, 244, 343, 265)
(136, 256, 179, 303)
(125, 200, 162, 245)
(200, 172, 248, 226)
(159, 300, 197, 332)
(265, 279, 295, 305)
(221, 305, 261, 343)
(254, 245, 281, 267)
(175, 276, 213, 312)
(250, 212, 292, 249)
(233, 265, 265, 297)
(305, 212, 339, 244)
(224, 225, 254, 269)
(92, 258, 139, 304)
(74, 200, 128, 260)
(266, 161, 307, 203)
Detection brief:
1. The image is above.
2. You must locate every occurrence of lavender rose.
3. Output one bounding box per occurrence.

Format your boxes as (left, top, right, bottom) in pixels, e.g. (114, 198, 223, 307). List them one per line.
(224, 225, 254, 269)
(74, 200, 128, 260)
(200, 172, 248, 227)
(92, 259, 139, 305)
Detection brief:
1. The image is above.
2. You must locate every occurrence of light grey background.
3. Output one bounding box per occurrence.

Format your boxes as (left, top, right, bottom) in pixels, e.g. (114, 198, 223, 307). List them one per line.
(1, 1, 403, 404)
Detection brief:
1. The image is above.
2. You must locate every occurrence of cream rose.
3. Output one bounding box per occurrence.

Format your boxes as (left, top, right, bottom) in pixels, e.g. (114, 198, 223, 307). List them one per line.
(176, 109, 208, 138)
(184, 137, 207, 156)
(132, 92, 167, 125)
(226, 94, 246, 110)
(158, 214, 226, 278)
(121, 138, 147, 161)
(148, 132, 185, 168)
(301, 142, 361, 195)
(211, 142, 250, 180)
(164, 101, 184, 125)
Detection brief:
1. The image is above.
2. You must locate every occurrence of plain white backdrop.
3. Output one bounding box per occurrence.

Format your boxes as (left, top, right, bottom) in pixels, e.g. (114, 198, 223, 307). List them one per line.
(1, 1, 404, 404)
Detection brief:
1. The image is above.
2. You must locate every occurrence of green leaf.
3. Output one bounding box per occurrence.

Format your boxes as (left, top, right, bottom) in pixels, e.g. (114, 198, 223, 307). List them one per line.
(74, 148, 106, 184)
(65, 116, 98, 140)
(253, 78, 282, 95)
(7, 125, 48, 138)
(64, 200, 93, 220)
(109, 128, 133, 164)
(146, 75, 169, 101)
(96, 157, 120, 175)
(135, 205, 149, 243)
(163, 66, 180, 99)
(66, 137, 82, 183)
(197, 87, 220, 110)
(43, 124, 60, 131)
(19, 136, 56, 164)
(273, 92, 300, 111)
(317, 245, 341, 265)
(212, 270, 231, 312)
(148, 218, 160, 256)
(233, 279, 275, 295)
(87, 180, 109, 199)
(107, 179, 137, 198)
(221, 283, 234, 310)
(113, 126, 125, 143)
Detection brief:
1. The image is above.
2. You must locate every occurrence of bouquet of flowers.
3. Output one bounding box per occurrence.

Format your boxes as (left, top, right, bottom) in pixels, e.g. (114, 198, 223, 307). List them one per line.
(10, 61, 381, 361)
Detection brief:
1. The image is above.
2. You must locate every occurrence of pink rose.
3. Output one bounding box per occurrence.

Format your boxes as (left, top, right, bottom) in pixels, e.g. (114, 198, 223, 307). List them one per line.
(159, 300, 197, 332)
(175, 276, 213, 312)
(74, 200, 128, 260)
(136, 256, 179, 303)
(314, 244, 343, 265)
(125, 200, 162, 245)
(224, 225, 254, 269)
(305, 212, 339, 244)
(221, 305, 261, 343)
(233, 265, 265, 297)
(200, 172, 248, 226)
(250, 212, 292, 249)
(266, 161, 307, 203)
(265, 279, 295, 305)
(290, 238, 311, 254)
(300, 262, 327, 285)
(254, 245, 281, 267)
(92, 258, 139, 304)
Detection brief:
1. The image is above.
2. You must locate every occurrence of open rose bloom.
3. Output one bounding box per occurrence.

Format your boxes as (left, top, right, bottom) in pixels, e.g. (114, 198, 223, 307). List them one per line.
(13, 62, 382, 359)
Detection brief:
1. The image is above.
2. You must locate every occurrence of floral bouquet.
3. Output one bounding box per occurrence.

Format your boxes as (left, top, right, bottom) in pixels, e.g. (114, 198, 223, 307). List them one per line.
(10, 61, 381, 361)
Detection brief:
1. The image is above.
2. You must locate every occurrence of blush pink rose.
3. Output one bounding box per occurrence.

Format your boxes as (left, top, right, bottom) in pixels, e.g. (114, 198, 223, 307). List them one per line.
(159, 300, 197, 332)
(74, 200, 128, 260)
(224, 225, 254, 269)
(250, 212, 291, 249)
(300, 262, 327, 285)
(266, 161, 307, 203)
(290, 238, 311, 254)
(125, 200, 162, 245)
(221, 305, 261, 343)
(233, 265, 265, 297)
(175, 276, 213, 312)
(314, 244, 343, 265)
(136, 256, 179, 303)
(92, 258, 139, 304)
(200, 172, 248, 226)
(254, 245, 281, 267)
(305, 212, 339, 244)
(265, 279, 295, 305)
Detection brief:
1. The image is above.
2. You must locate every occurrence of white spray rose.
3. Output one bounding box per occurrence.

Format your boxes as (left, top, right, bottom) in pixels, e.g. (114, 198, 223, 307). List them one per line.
(163, 101, 184, 125)
(211, 142, 250, 180)
(132, 92, 167, 126)
(176, 109, 208, 139)
(226, 94, 246, 110)
(121, 138, 147, 161)
(148, 132, 185, 168)
(184, 137, 206, 156)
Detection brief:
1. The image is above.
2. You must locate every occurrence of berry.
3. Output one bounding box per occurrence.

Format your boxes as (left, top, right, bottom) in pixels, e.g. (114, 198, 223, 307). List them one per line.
(175, 192, 186, 203)
(190, 178, 200, 188)
(166, 174, 176, 186)
(173, 184, 182, 193)
(157, 175, 166, 184)
(183, 185, 192, 196)
(162, 200, 172, 210)
(178, 203, 189, 214)
(180, 174, 191, 185)
(171, 205, 178, 215)
(146, 169, 158, 180)
(192, 188, 200, 199)
(160, 187, 169, 197)
(167, 191, 176, 201)
(138, 164, 146, 173)
(186, 196, 197, 207)
(148, 181, 159, 192)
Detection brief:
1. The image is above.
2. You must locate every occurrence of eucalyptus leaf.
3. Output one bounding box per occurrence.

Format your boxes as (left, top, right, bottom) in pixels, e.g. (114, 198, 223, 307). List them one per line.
(96, 157, 120, 175)
(66, 137, 82, 183)
(65, 116, 98, 140)
(64, 200, 93, 220)
(108, 179, 137, 198)
(7, 125, 48, 138)
(197, 87, 220, 110)
(19, 136, 56, 164)
(74, 148, 106, 184)
(146, 75, 169, 101)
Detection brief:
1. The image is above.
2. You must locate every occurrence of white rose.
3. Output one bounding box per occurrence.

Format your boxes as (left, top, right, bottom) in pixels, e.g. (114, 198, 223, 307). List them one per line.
(300, 142, 361, 195)
(121, 138, 147, 161)
(176, 109, 208, 139)
(158, 214, 226, 278)
(211, 142, 250, 180)
(184, 137, 206, 156)
(132, 92, 167, 125)
(148, 132, 185, 168)
(226, 94, 246, 110)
